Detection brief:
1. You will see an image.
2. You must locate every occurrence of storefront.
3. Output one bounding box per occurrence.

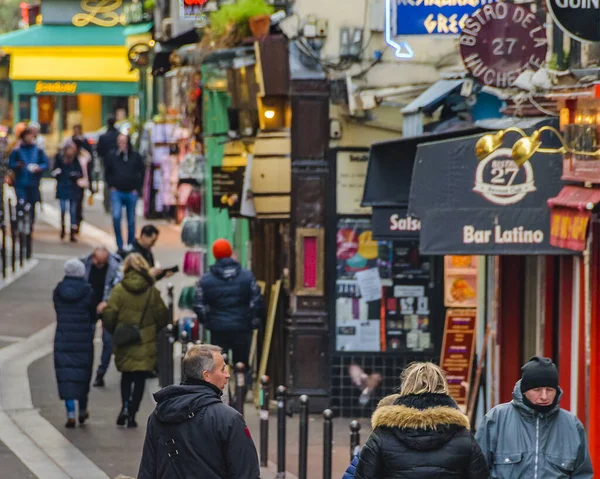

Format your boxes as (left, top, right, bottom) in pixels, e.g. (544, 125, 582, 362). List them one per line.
(406, 119, 591, 428)
(0, 0, 140, 153)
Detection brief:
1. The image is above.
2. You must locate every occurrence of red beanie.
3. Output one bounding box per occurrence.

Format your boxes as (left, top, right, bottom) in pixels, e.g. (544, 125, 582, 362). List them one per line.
(213, 238, 233, 259)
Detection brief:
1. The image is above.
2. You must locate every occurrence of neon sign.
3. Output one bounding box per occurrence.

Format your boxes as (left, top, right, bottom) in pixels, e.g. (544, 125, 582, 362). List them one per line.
(385, 0, 414, 59)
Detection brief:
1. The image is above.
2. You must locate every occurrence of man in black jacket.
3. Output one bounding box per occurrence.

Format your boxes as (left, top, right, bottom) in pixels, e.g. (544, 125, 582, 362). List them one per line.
(119, 224, 174, 281)
(138, 344, 260, 479)
(105, 134, 145, 249)
(97, 117, 120, 214)
(193, 239, 263, 372)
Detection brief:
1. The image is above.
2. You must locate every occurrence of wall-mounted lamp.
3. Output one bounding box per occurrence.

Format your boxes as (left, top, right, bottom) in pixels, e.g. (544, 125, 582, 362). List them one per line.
(264, 109, 275, 119)
(475, 127, 526, 161)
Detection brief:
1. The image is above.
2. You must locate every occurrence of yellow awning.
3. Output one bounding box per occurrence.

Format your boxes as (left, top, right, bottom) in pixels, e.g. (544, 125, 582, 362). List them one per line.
(5, 46, 138, 83)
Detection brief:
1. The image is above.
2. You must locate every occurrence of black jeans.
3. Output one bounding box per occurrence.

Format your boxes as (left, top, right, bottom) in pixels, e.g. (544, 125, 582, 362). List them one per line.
(121, 371, 148, 415)
(210, 330, 252, 368)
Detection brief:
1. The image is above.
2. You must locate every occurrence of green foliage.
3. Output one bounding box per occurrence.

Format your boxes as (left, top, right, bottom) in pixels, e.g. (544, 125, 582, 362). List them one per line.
(209, 0, 273, 37)
(143, 0, 155, 12)
(548, 49, 571, 71)
(0, 0, 22, 34)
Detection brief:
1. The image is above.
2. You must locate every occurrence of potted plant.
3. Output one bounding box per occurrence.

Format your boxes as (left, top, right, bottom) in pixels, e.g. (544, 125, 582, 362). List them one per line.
(209, 0, 273, 40)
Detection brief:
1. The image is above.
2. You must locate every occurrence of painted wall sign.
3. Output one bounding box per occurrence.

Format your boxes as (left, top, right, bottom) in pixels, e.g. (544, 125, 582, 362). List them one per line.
(459, 3, 547, 88)
(34, 81, 78, 94)
(547, 0, 600, 43)
(72, 0, 125, 27)
(337, 151, 372, 216)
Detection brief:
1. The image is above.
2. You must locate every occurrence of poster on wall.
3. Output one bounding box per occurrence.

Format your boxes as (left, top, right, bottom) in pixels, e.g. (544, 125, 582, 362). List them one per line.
(440, 309, 477, 412)
(335, 218, 390, 352)
(444, 255, 478, 308)
(336, 151, 371, 215)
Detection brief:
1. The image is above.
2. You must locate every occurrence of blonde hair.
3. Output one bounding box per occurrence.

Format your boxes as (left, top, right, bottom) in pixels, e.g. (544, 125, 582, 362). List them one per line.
(399, 362, 449, 396)
(123, 253, 150, 274)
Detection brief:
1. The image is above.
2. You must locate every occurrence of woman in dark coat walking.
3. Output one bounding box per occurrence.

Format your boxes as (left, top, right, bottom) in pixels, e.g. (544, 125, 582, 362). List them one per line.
(354, 362, 488, 479)
(53, 258, 95, 428)
(52, 140, 83, 242)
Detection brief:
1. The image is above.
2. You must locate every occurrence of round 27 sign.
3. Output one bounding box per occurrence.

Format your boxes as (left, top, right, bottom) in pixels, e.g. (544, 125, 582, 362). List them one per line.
(459, 3, 548, 88)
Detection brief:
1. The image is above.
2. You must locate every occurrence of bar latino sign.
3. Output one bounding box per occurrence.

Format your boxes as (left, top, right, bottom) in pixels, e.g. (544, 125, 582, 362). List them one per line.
(459, 3, 547, 88)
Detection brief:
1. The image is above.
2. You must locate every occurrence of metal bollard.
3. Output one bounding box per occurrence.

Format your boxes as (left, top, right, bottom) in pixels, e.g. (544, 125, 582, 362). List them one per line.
(259, 375, 270, 467)
(24, 203, 32, 260)
(298, 394, 309, 479)
(276, 386, 287, 478)
(323, 409, 334, 479)
(16, 202, 24, 268)
(234, 362, 246, 417)
(349, 420, 361, 461)
(0, 209, 6, 279)
(8, 200, 15, 273)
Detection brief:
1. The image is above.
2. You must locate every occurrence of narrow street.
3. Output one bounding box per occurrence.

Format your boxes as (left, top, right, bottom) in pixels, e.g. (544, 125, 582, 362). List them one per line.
(0, 183, 369, 479)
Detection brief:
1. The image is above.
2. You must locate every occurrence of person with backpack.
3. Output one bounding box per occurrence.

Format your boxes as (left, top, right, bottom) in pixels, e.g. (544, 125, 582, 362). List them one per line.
(137, 343, 260, 479)
(8, 126, 49, 221)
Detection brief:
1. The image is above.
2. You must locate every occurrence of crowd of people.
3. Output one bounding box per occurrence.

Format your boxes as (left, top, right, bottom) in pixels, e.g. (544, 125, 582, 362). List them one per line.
(5, 117, 145, 246)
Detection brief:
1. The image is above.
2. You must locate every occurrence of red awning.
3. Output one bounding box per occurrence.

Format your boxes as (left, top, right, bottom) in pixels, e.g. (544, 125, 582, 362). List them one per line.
(547, 186, 600, 251)
(547, 185, 600, 211)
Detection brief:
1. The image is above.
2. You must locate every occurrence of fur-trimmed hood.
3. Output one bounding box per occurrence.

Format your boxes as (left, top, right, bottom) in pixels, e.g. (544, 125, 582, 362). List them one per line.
(371, 393, 470, 452)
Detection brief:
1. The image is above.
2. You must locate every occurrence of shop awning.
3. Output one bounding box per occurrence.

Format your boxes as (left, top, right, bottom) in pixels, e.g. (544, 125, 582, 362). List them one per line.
(407, 119, 579, 255)
(124, 22, 154, 37)
(401, 80, 464, 115)
(0, 25, 128, 47)
(547, 185, 600, 251)
(11, 79, 138, 96)
(362, 128, 482, 241)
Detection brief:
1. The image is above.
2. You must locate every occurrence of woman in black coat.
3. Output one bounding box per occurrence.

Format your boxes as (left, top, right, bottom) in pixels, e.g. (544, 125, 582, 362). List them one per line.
(355, 362, 488, 479)
(53, 258, 95, 428)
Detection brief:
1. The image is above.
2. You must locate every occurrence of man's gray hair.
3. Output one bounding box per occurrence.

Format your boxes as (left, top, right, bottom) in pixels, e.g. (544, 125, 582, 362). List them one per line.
(182, 344, 223, 380)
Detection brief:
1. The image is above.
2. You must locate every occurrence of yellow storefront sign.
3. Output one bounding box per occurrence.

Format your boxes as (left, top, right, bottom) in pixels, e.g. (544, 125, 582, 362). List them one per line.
(72, 0, 125, 27)
(35, 81, 78, 94)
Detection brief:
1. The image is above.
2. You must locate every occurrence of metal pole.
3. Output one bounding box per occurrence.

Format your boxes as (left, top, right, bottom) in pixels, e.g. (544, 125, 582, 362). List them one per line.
(322, 409, 333, 479)
(159, 283, 175, 387)
(0, 209, 6, 279)
(349, 420, 361, 461)
(276, 385, 287, 478)
(9, 199, 15, 273)
(235, 362, 246, 417)
(17, 201, 24, 268)
(298, 394, 309, 479)
(24, 203, 31, 259)
(259, 375, 270, 467)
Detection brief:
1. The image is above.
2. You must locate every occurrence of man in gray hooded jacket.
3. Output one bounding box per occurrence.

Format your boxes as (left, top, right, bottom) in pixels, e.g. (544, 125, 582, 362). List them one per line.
(476, 356, 593, 479)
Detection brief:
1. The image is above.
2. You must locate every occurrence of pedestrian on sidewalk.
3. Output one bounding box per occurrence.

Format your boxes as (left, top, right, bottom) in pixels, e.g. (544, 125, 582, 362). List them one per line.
(104, 134, 145, 250)
(476, 356, 593, 478)
(354, 362, 488, 479)
(81, 246, 123, 387)
(137, 344, 260, 479)
(119, 224, 175, 281)
(193, 239, 263, 377)
(72, 124, 93, 158)
(8, 125, 49, 222)
(102, 253, 169, 428)
(74, 139, 94, 237)
(53, 258, 95, 429)
(97, 117, 120, 214)
(52, 140, 83, 242)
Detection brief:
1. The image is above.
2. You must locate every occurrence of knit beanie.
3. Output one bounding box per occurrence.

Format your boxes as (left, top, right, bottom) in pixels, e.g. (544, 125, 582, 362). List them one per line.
(212, 238, 233, 260)
(64, 258, 86, 278)
(520, 356, 559, 393)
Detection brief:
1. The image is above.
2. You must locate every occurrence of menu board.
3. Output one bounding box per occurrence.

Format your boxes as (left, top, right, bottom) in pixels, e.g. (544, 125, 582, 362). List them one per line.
(212, 166, 245, 214)
(440, 309, 477, 412)
(444, 256, 478, 308)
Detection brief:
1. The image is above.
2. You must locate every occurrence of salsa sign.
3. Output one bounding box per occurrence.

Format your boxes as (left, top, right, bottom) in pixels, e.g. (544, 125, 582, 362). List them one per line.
(459, 3, 547, 88)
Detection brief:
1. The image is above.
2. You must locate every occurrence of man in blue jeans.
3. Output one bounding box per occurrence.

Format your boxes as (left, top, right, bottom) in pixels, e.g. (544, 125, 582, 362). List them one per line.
(104, 134, 145, 249)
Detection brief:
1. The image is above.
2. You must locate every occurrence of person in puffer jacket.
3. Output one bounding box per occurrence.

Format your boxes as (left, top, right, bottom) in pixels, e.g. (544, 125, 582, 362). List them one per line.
(354, 362, 488, 479)
(193, 239, 263, 371)
(476, 356, 593, 479)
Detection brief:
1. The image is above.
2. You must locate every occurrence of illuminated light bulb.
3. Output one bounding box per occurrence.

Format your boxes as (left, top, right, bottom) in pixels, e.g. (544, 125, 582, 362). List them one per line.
(264, 109, 275, 119)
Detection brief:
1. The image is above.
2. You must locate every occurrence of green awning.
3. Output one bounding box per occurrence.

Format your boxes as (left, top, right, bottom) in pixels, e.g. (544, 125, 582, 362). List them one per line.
(0, 25, 128, 47)
(123, 22, 153, 37)
(11, 80, 138, 96)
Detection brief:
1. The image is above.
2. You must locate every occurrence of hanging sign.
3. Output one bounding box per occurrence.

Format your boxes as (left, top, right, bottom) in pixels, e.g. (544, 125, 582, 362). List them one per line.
(459, 3, 547, 88)
(440, 308, 477, 412)
(547, 0, 600, 43)
(212, 166, 245, 214)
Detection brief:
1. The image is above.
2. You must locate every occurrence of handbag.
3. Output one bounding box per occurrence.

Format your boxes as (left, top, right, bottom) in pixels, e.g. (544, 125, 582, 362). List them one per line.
(186, 189, 203, 214)
(181, 217, 206, 247)
(178, 285, 197, 310)
(112, 289, 152, 347)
